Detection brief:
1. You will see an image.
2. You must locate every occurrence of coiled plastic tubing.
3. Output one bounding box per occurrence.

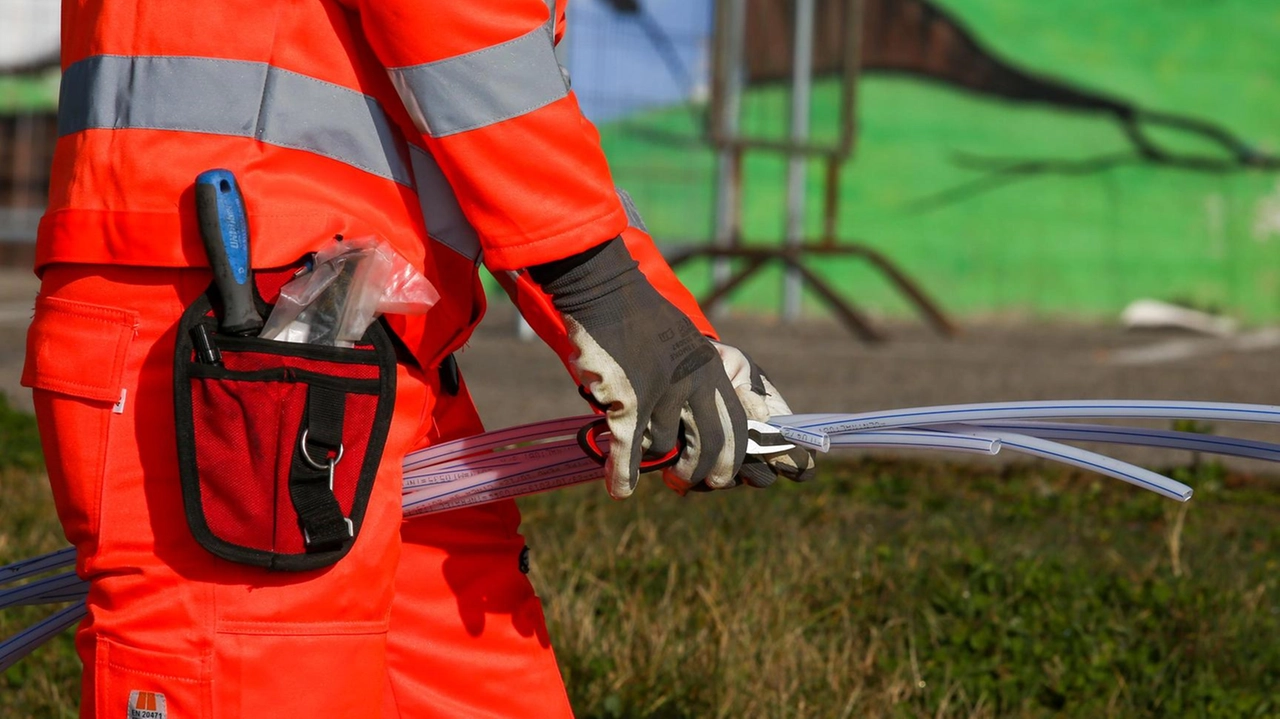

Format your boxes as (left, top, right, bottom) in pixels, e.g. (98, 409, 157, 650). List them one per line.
(7, 399, 1280, 670)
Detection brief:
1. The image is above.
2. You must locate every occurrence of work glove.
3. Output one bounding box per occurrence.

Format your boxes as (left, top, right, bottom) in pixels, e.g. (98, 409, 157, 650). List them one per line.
(528, 238, 748, 498)
(698, 341, 817, 490)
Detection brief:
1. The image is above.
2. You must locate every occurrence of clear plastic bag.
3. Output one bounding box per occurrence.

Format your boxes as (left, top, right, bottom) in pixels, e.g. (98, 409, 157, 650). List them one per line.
(261, 236, 439, 346)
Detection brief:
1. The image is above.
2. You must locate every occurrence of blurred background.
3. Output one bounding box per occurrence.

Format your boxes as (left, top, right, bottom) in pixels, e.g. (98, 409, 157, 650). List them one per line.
(2, 1, 1279, 717)
(2, 0, 1278, 322)
(563, 0, 1280, 323)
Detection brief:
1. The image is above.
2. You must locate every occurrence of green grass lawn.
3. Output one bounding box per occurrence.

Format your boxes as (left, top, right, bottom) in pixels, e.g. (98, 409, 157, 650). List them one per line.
(3, 394, 1279, 717)
(599, 0, 1280, 322)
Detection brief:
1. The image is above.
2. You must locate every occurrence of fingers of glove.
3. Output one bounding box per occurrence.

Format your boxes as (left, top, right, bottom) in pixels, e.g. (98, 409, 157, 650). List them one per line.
(765, 446, 818, 483)
(710, 340, 753, 385)
(669, 385, 747, 490)
(665, 471, 740, 494)
(711, 342, 795, 421)
(738, 457, 779, 488)
(661, 405, 701, 494)
(736, 444, 815, 488)
(754, 373, 795, 418)
(602, 410, 648, 500)
(646, 394, 685, 458)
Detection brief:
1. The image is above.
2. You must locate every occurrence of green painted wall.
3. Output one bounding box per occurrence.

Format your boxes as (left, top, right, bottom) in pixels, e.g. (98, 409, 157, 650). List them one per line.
(599, 0, 1280, 321)
(0, 69, 58, 114)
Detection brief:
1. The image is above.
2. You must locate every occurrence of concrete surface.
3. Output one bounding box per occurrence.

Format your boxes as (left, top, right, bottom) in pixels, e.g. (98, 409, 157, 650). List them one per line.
(458, 301, 1280, 473)
(4, 266, 1279, 476)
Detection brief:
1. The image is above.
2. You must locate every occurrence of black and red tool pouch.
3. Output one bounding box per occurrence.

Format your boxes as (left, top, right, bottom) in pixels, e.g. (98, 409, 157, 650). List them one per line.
(173, 290, 396, 571)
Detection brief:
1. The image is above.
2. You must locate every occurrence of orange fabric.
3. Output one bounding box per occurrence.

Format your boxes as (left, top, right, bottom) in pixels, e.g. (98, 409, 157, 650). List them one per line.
(46, 0, 626, 367)
(384, 382, 573, 718)
(336, 0, 628, 269)
(24, 265, 572, 718)
(39, 1, 710, 713)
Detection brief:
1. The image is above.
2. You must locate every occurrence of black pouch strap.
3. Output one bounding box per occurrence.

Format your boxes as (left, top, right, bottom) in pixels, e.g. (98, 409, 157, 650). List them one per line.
(291, 385, 352, 551)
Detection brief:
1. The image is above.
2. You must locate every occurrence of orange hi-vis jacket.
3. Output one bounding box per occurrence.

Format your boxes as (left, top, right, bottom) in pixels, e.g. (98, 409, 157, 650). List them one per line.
(43, 0, 714, 372)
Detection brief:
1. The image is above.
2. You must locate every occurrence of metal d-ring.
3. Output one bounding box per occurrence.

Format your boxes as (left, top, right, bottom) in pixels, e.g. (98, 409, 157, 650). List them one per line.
(299, 428, 345, 470)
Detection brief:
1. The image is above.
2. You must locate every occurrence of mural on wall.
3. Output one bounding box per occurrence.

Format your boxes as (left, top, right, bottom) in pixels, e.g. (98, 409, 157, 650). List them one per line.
(578, 0, 1280, 320)
(741, 0, 1280, 247)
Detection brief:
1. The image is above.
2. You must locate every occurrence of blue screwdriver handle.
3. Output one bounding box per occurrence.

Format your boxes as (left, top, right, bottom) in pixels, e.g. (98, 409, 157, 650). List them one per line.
(195, 169, 263, 336)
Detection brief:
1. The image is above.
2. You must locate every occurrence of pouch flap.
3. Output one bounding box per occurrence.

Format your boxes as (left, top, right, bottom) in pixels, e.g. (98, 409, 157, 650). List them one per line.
(22, 295, 138, 403)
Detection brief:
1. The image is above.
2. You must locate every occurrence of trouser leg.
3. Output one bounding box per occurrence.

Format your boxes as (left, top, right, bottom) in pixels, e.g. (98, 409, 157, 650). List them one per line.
(26, 264, 431, 718)
(382, 382, 574, 719)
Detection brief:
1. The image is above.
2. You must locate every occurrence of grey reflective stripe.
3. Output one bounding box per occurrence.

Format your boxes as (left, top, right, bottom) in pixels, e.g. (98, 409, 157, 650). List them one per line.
(388, 16, 569, 138)
(409, 146, 482, 263)
(616, 188, 648, 232)
(59, 55, 413, 186)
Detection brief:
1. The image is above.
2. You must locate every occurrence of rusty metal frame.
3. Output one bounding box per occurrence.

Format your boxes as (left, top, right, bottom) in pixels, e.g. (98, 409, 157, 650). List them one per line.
(708, 0, 862, 160)
(699, 0, 954, 340)
(667, 243, 956, 341)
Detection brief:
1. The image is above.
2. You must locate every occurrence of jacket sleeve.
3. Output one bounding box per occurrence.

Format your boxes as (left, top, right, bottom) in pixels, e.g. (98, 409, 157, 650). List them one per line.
(340, 0, 628, 270)
(496, 221, 719, 377)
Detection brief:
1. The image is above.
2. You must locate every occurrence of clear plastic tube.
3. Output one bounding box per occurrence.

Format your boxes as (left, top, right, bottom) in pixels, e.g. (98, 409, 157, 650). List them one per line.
(777, 425, 831, 452)
(0, 603, 86, 673)
(0, 571, 86, 610)
(971, 421, 1280, 463)
(403, 439, 584, 489)
(829, 430, 1000, 455)
(13, 403, 1280, 672)
(933, 425, 1193, 501)
(413, 466, 605, 516)
(0, 547, 76, 587)
(402, 415, 593, 470)
(24, 587, 90, 606)
(775, 401, 1280, 437)
(403, 456, 602, 513)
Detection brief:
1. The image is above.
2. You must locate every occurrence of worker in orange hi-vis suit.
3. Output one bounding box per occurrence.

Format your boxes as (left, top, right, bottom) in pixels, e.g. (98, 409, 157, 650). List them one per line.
(24, 1, 816, 716)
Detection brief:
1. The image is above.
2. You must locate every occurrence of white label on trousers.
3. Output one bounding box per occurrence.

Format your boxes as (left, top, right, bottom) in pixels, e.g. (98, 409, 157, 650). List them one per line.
(127, 690, 167, 718)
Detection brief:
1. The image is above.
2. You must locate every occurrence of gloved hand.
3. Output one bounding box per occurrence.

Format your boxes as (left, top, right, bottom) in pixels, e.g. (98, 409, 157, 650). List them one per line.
(528, 238, 747, 498)
(699, 341, 817, 489)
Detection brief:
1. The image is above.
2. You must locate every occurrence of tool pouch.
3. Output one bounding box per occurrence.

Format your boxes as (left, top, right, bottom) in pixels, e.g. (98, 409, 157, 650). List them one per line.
(173, 289, 396, 571)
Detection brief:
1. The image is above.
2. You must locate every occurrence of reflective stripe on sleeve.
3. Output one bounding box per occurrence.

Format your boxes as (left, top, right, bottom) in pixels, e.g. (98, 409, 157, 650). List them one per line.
(409, 146, 482, 263)
(387, 15, 569, 138)
(615, 188, 648, 232)
(58, 55, 413, 186)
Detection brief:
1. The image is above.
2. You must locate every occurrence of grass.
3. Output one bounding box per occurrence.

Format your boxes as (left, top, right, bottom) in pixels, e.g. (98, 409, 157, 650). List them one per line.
(3, 396, 1279, 717)
(0, 393, 79, 717)
(526, 461, 1280, 718)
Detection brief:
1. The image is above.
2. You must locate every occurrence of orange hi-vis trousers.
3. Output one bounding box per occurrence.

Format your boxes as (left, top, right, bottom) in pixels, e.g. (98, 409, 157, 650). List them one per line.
(22, 264, 573, 718)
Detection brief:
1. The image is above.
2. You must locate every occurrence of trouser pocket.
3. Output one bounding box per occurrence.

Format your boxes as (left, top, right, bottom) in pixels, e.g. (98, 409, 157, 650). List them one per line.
(96, 637, 211, 719)
(173, 289, 397, 571)
(22, 295, 139, 550)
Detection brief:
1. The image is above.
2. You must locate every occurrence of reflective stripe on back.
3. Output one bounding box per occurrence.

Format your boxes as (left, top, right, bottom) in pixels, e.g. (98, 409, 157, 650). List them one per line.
(59, 55, 414, 186)
(387, 15, 568, 138)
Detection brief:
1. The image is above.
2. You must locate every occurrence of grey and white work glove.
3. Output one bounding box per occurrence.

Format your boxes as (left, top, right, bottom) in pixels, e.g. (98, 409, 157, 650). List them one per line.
(528, 238, 748, 499)
(704, 341, 817, 489)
